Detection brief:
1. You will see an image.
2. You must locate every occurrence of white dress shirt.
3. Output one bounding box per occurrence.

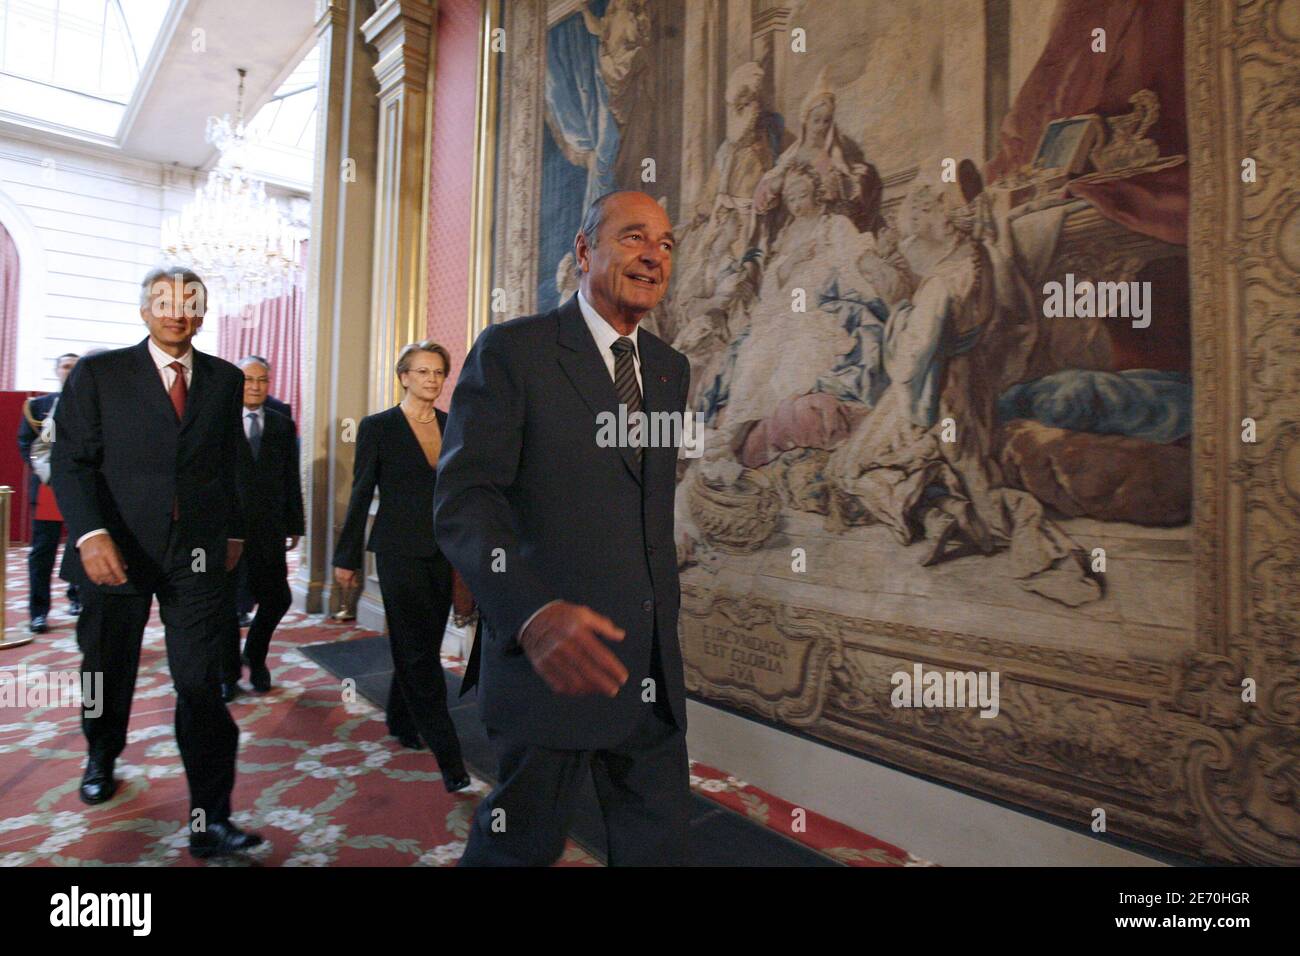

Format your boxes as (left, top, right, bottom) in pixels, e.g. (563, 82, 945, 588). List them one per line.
(515, 292, 645, 641)
(148, 337, 193, 391)
(577, 289, 642, 391)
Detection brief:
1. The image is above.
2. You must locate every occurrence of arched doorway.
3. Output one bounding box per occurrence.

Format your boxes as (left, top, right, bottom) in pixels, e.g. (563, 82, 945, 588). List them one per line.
(0, 220, 18, 391)
(0, 190, 47, 392)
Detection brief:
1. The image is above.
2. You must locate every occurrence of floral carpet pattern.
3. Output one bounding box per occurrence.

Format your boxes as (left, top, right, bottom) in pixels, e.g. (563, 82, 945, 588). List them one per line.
(1, 547, 925, 866)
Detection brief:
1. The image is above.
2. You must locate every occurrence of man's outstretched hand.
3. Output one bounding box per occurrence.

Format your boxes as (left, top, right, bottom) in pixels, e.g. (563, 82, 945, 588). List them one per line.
(519, 601, 628, 697)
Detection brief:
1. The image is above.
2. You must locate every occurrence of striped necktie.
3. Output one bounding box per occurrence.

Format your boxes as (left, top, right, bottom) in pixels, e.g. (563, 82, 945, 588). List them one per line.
(610, 336, 642, 468)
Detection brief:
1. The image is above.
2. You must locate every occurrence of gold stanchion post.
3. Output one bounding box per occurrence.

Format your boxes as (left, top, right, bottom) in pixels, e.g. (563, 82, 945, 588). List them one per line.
(0, 485, 35, 650)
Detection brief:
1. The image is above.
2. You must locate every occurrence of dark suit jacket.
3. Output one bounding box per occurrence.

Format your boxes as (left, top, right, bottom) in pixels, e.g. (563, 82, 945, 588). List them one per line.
(52, 339, 246, 591)
(334, 405, 447, 570)
(235, 406, 304, 554)
(264, 395, 293, 420)
(433, 295, 690, 750)
(16, 391, 57, 506)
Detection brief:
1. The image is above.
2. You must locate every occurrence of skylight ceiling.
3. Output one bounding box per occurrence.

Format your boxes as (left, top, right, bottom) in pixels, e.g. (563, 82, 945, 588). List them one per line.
(0, 0, 176, 139)
(241, 43, 317, 191)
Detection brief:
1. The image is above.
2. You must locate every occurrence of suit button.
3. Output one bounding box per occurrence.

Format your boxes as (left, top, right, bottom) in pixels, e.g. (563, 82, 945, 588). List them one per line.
(642, 599, 653, 612)
(647, 545, 656, 555)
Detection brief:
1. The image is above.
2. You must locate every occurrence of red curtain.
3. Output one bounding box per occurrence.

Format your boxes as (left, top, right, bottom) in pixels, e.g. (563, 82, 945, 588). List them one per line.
(0, 391, 39, 544)
(985, 0, 1187, 245)
(0, 222, 19, 391)
(216, 242, 307, 418)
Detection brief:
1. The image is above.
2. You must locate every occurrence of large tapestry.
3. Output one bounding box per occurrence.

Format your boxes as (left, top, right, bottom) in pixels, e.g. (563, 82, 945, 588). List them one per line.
(482, 0, 1300, 864)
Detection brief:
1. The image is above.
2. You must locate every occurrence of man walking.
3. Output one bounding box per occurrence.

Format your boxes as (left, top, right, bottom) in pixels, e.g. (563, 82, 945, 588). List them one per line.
(221, 356, 304, 699)
(435, 191, 691, 866)
(53, 266, 263, 859)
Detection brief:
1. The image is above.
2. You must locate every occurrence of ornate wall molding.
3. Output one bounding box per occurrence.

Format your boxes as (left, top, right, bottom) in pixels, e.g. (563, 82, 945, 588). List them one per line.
(490, 0, 545, 318)
(296, 0, 379, 615)
(362, 0, 435, 411)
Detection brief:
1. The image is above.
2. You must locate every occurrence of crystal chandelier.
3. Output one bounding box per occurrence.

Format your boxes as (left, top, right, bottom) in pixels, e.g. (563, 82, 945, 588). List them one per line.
(160, 69, 303, 316)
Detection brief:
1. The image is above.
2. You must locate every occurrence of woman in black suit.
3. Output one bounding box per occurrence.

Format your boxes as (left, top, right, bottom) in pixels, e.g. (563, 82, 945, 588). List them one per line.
(333, 340, 470, 793)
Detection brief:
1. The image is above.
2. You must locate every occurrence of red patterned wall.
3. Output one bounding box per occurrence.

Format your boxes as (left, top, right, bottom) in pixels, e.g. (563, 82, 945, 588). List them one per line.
(426, 0, 481, 408)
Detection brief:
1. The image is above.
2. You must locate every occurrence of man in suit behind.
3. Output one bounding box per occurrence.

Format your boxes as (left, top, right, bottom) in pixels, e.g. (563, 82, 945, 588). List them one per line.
(52, 266, 264, 859)
(232, 355, 293, 627)
(434, 190, 691, 866)
(16, 352, 81, 632)
(220, 356, 304, 699)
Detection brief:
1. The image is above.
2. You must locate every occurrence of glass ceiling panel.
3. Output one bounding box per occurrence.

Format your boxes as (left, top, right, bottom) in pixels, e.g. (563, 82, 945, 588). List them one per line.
(0, 0, 174, 138)
(242, 44, 317, 191)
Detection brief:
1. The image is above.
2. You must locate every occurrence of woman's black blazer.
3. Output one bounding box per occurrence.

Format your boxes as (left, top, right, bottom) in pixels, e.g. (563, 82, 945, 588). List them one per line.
(333, 405, 446, 569)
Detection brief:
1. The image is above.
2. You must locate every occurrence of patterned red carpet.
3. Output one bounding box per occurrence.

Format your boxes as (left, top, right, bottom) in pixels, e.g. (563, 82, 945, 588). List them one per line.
(1, 547, 926, 866)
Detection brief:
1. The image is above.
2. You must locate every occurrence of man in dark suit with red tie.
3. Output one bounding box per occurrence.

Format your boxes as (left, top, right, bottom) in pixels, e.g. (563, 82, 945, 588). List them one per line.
(434, 191, 691, 866)
(52, 266, 264, 859)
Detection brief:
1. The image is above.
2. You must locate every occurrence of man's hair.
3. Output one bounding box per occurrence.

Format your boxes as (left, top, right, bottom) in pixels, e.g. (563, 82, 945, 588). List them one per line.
(54, 352, 79, 369)
(395, 340, 451, 379)
(237, 356, 270, 372)
(580, 191, 622, 249)
(248, 354, 270, 370)
(139, 266, 207, 310)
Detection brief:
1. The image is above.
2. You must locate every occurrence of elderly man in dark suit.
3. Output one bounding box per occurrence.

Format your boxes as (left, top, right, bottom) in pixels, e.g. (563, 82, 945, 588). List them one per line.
(52, 266, 263, 859)
(219, 356, 304, 699)
(434, 190, 691, 866)
(231, 354, 292, 627)
(16, 352, 81, 632)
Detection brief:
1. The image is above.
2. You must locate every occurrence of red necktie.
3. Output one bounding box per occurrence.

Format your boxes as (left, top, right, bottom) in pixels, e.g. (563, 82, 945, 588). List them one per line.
(168, 361, 188, 421)
(168, 361, 186, 520)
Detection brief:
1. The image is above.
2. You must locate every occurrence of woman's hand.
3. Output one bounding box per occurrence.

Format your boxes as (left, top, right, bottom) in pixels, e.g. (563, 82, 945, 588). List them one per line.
(334, 567, 359, 589)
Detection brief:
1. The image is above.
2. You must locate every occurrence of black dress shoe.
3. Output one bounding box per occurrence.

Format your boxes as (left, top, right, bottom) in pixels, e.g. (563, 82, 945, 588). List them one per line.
(189, 820, 265, 859)
(79, 758, 117, 805)
(396, 734, 422, 750)
(220, 682, 242, 703)
(248, 662, 272, 693)
(441, 766, 472, 793)
(238, 612, 255, 629)
(28, 616, 48, 634)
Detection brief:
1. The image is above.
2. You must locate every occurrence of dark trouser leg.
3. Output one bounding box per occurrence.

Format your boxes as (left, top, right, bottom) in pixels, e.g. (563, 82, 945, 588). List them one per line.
(78, 585, 151, 764)
(219, 560, 243, 684)
(385, 672, 415, 739)
(28, 519, 61, 618)
(236, 555, 255, 616)
(374, 552, 464, 772)
(240, 544, 291, 669)
(589, 706, 691, 866)
(156, 540, 239, 825)
(459, 731, 589, 867)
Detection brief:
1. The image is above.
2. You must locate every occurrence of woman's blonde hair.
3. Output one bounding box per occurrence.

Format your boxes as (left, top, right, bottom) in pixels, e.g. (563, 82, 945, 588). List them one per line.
(395, 340, 451, 380)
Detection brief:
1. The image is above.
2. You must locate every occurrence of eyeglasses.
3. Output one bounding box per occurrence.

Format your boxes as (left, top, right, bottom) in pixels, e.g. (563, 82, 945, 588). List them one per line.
(407, 368, 447, 378)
